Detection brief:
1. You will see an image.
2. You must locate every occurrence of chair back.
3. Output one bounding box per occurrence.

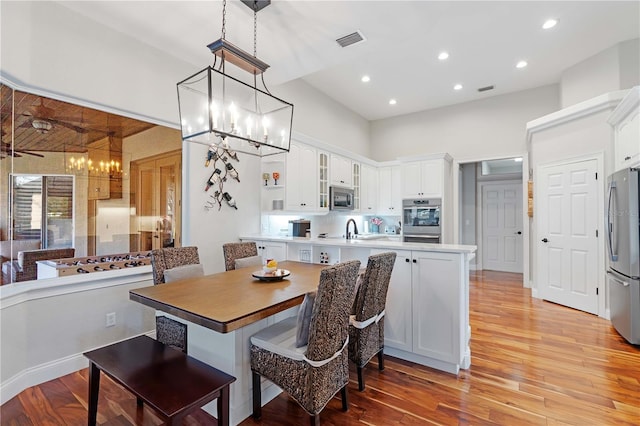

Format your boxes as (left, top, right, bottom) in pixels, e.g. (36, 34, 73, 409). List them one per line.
(222, 242, 258, 271)
(352, 252, 397, 322)
(150, 246, 200, 285)
(306, 260, 360, 362)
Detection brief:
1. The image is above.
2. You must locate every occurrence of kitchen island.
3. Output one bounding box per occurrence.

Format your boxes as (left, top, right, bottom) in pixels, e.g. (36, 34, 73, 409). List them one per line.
(242, 235, 477, 375)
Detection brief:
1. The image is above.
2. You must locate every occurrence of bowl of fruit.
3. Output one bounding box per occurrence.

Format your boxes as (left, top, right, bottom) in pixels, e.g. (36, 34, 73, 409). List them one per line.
(263, 259, 278, 273)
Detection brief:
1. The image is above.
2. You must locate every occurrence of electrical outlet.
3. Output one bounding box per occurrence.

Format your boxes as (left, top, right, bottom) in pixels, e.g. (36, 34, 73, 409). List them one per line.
(106, 312, 116, 327)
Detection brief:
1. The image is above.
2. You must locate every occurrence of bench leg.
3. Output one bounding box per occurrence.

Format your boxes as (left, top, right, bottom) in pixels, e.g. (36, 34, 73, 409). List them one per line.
(87, 362, 100, 426)
(252, 370, 262, 420)
(217, 385, 230, 426)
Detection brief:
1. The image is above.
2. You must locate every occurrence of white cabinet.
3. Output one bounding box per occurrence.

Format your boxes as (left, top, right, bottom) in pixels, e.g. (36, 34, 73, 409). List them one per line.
(330, 154, 353, 187)
(360, 164, 378, 213)
(401, 159, 444, 198)
(378, 166, 402, 215)
(285, 142, 318, 211)
(608, 87, 640, 171)
(378, 248, 469, 373)
(380, 250, 413, 352)
(352, 162, 361, 211)
(253, 240, 286, 262)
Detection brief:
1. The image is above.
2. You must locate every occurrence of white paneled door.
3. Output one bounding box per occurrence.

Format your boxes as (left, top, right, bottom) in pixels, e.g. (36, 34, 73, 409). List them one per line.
(537, 158, 599, 314)
(482, 182, 523, 273)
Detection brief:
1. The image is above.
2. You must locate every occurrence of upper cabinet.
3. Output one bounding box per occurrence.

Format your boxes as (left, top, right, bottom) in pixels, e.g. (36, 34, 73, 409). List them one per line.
(285, 142, 319, 211)
(360, 164, 378, 213)
(608, 87, 640, 171)
(330, 154, 353, 187)
(401, 159, 444, 199)
(378, 165, 402, 215)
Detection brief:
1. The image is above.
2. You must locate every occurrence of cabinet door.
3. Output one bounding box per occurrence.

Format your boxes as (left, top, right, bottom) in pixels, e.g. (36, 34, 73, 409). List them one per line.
(616, 110, 640, 170)
(285, 143, 302, 210)
(299, 144, 318, 210)
(360, 164, 378, 213)
(330, 154, 352, 187)
(411, 251, 462, 363)
(379, 249, 413, 352)
(352, 162, 361, 211)
(254, 241, 286, 262)
(378, 166, 401, 215)
(421, 160, 444, 197)
(401, 161, 423, 198)
(390, 166, 402, 212)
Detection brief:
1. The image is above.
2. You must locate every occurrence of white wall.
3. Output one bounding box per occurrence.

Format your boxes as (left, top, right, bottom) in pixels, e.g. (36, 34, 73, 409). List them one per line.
(460, 163, 477, 247)
(275, 79, 371, 157)
(370, 85, 559, 162)
(0, 274, 155, 404)
(560, 38, 640, 108)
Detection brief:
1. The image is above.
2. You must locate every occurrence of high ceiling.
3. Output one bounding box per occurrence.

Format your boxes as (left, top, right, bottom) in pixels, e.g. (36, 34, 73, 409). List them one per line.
(56, 1, 640, 121)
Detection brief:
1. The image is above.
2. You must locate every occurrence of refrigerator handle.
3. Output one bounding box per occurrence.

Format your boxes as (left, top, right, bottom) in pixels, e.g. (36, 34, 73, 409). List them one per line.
(607, 271, 629, 287)
(607, 181, 618, 262)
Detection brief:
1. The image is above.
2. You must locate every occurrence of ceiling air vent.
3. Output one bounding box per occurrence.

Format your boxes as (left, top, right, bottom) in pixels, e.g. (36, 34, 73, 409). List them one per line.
(477, 85, 495, 92)
(336, 31, 366, 48)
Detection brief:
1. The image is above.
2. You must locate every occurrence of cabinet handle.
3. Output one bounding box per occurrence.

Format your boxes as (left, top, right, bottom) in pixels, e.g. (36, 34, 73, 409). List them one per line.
(405, 258, 410, 262)
(624, 156, 631, 160)
(412, 259, 417, 263)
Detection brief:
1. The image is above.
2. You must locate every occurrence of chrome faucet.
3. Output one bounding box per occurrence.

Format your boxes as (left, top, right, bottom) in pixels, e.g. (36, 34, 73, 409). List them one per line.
(346, 218, 359, 240)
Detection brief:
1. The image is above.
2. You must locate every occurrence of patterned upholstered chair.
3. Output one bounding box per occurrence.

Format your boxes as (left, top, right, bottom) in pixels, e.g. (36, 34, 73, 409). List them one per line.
(222, 242, 259, 271)
(348, 252, 396, 391)
(150, 246, 202, 353)
(250, 260, 361, 426)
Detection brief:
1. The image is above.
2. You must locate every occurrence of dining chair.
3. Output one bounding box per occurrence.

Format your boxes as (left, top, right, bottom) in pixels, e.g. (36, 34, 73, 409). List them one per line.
(150, 246, 202, 353)
(222, 242, 260, 271)
(250, 260, 361, 426)
(348, 252, 397, 391)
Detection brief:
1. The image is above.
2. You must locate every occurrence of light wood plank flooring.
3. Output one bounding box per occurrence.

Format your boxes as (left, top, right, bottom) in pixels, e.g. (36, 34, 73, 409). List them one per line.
(2, 270, 639, 425)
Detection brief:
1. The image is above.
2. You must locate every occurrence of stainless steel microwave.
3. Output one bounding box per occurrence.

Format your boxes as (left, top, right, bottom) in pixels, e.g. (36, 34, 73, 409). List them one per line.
(330, 186, 354, 211)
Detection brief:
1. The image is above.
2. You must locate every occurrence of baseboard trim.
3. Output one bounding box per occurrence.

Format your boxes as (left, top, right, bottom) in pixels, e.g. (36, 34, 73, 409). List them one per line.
(0, 331, 155, 405)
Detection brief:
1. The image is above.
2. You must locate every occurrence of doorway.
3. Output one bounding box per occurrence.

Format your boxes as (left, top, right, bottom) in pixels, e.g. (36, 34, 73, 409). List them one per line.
(130, 151, 182, 251)
(456, 156, 527, 279)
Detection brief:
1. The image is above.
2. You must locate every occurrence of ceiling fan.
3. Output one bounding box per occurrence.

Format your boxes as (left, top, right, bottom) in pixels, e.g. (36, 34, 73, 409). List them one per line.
(0, 142, 45, 159)
(20, 98, 90, 134)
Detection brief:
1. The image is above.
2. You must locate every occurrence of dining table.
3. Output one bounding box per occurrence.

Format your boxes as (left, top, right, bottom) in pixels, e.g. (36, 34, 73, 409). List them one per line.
(129, 260, 329, 425)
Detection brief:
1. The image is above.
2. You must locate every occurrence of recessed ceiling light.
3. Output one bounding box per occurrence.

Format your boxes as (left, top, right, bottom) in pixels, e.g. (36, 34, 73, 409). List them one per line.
(361, 75, 370, 83)
(453, 84, 463, 91)
(389, 99, 397, 105)
(438, 51, 449, 61)
(516, 60, 528, 69)
(542, 19, 558, 29)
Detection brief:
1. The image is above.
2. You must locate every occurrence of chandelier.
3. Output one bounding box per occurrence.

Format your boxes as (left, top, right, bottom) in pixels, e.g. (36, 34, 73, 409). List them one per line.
(177, 0, 293, 158)
(65, 154, 124, 178)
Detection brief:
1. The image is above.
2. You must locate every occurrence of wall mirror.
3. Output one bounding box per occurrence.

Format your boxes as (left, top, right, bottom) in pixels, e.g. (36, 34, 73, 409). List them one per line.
(0, 83, 183, 284)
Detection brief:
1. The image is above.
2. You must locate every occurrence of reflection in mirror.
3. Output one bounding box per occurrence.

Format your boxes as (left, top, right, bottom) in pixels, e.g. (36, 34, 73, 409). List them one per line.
(0, 83, 183, 285)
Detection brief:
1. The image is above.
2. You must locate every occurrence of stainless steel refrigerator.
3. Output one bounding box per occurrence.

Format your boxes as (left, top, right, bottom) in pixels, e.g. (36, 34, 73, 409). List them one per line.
(607, 167, 640, 344)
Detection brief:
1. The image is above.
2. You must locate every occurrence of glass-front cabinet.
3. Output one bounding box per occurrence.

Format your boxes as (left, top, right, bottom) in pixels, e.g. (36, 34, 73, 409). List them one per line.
(318, 151, 329, 210)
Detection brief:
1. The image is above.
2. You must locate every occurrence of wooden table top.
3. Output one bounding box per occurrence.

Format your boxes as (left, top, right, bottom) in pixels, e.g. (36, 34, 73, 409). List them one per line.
(129, 261, 326, 333)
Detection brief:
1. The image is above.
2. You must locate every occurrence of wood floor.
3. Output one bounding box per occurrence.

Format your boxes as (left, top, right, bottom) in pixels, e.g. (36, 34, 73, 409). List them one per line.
(2, 270, 639, 425)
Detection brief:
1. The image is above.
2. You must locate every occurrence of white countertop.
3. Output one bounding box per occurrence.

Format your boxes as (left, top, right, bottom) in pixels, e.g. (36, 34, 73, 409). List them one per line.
(240, 234, 477, 254)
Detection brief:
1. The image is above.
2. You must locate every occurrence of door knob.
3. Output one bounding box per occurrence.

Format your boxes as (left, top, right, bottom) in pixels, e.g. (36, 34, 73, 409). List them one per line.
(515, 231, 522, 235)
(541, 238, 548, 243)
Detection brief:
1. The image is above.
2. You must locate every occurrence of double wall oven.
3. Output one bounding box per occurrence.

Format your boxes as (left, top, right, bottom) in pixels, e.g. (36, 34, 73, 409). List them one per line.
(402, 198, 441, 243)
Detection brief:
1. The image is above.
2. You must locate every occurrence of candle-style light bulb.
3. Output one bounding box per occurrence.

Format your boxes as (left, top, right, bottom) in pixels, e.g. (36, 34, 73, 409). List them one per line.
(245, 116, 253, 139)
(262, 116, 270, 139)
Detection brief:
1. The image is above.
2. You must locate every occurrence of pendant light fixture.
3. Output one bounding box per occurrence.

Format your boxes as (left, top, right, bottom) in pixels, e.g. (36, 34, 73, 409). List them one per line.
(177, 0, 294, 159)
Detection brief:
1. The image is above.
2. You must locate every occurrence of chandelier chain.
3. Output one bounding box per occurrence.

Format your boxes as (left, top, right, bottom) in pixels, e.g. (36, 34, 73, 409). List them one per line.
(253, 2, 258, 58)
(221, 0, 227, 40)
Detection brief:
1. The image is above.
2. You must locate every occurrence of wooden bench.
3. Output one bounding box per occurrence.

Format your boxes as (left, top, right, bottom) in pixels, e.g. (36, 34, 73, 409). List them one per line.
(84, 335, 235, 426)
